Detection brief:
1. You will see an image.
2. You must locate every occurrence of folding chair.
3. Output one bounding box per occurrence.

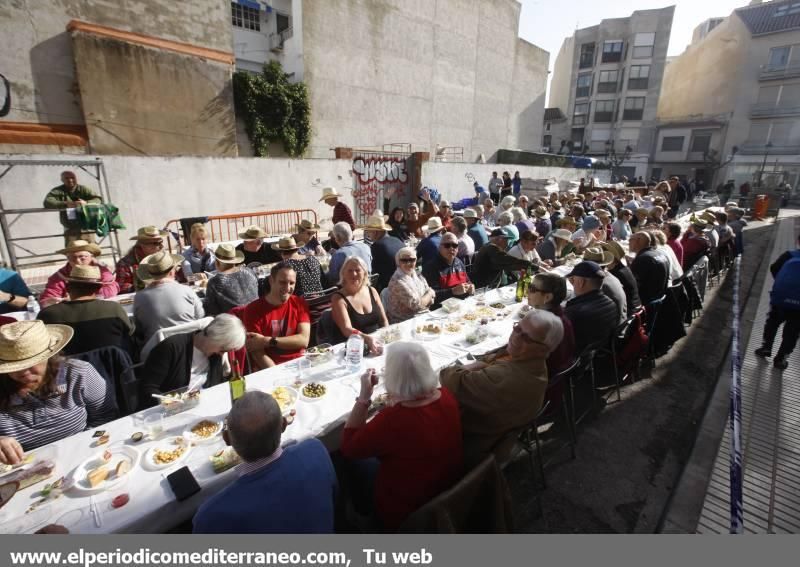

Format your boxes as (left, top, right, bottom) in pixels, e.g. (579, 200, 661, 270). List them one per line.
(139, 317, 214, 362)
(643, 294, 667, 366)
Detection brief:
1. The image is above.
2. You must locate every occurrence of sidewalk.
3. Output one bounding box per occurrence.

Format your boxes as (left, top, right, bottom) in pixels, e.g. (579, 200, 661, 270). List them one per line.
(664, 208, 800, 533)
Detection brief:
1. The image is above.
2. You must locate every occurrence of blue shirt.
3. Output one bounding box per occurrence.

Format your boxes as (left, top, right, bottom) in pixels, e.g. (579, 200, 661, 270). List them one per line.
(181, 247, 216, 276)
(193, 439, 337, 533)
(416, 233, 442, 267)
(512, 178, 522, 195)
(467, 222, 489, 250)
(0, 268, 30, 314)
(328, 240, 372, 285)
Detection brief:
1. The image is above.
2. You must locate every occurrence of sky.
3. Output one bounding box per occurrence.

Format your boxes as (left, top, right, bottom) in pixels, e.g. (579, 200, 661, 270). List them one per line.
(518, 0, 751, 104)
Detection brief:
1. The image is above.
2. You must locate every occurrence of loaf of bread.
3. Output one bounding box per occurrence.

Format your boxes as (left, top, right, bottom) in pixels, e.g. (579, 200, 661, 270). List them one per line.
(87, 465, 108, 488)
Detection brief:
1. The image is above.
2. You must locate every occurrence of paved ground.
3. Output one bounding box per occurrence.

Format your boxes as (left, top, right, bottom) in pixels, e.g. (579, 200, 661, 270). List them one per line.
(506, 212, 779, 533)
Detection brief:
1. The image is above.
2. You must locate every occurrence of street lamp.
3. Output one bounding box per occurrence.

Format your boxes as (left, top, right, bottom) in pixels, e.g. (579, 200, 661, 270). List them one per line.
(604, 140, 633, 183)
(758, 142, 773, 188)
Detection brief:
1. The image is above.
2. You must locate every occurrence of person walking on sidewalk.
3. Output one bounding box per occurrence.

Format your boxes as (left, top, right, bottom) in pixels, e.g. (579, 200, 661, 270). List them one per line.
(755, 234, 800, 370)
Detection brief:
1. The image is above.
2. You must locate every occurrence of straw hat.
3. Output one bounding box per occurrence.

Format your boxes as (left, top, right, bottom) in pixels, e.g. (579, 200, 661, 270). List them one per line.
(0, 321, 73, 374)
(533, 206, 548, 218)
(136, 250, 183, 282)
(61, 264, 109, 284)
(552, 229, 573, 241)
(130, 226, 168, 242)
(601, 240, 627, 264)
(214, 243, 245, 265)
(319, 186, 341, 202)
(271, 236, 300, 252)
(364, 214, 390, 232)
(583, 246, 613, 267)
(238, 225, 268, 240)
(462, 209, 478, 219)
(424, 217, 445, 234)
(439, 200, 451, 208)
(295, 219, 320, 232)
(56, 239, 101, 257)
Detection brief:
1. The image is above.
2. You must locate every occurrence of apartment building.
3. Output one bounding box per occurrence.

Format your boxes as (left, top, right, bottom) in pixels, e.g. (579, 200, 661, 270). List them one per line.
(547, 6, 675, 180)
(656, 0, 800, 191)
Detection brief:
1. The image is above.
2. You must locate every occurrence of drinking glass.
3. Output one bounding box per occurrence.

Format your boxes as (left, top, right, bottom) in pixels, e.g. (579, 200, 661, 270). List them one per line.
(144, 413, 164, 440)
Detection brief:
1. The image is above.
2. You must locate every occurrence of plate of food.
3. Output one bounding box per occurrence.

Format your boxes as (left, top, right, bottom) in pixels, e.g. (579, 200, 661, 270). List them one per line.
(489, 302, 507, 310)
(300, 382, 327, 402)
(144, 437, 192, 470)
(443, 321, 466, 334)
(270, 386, 298, 416)
(158, 387, 201, 416)
(0, 454, 35, 479)
(464, 327, 491, 346)
(210, 447, 241, 474)
(182, 419, 223, 444)
(441, 297, 463, 314)
(72, 446, 138, 494)
(378, 326, 402, 344)
(413, 323, 442, 341)
(304, 344, 333, 367)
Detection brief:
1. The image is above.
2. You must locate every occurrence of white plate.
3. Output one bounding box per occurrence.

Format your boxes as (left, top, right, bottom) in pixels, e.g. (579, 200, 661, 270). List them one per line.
(299, 383, 328, 402)
(182, 419, 224, 444)
(143, 437, 192, 471)
(71, 446, 139, 494)
(269, 386, 298, 416)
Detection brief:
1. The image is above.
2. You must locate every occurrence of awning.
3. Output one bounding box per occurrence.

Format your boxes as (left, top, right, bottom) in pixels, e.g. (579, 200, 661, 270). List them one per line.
(236, 0, 261, 11)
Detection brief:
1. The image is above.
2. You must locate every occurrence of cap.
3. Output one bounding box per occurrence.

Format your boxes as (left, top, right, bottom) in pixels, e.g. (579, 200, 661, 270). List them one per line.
(565, 261, 606, 280)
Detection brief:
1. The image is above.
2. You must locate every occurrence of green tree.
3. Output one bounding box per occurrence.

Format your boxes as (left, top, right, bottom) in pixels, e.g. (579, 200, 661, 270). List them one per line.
(233, 61, 311, 157)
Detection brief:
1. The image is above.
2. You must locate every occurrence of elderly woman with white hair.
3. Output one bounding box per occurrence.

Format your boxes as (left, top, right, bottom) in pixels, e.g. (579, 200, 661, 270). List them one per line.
(385, 247, 435, 323)
(327, 222, 372, 286)
(495, 211, 519, 247)
(139, 314, 247, 409)
(340, 341, 463, 531)
(329, 256, 388, 352)
(440, 309, 563, 467)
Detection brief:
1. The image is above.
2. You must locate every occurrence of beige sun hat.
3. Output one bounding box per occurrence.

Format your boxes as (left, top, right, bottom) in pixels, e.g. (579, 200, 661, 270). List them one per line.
(136, 250, 183, 282)
(60, 264, 109, 284)
(364, 214, 390, 232)
(130, 226, 168, 242)
(583, 246, 613, 267)
(552, 229, 573, 241)
(295, 219, 320, 232)
(214, 243, 245, 265)
(319, 186, 341, 202)
(271, 236, 300, 252)
(56, 239, 102, 257)
(424, 217, 445, 234)
(533, 206, 548, 218)
(601, 240, 627, 264)
(462, 208, 478, 219)
(0, 321, 74, 374)
(238, 225, 268, 240)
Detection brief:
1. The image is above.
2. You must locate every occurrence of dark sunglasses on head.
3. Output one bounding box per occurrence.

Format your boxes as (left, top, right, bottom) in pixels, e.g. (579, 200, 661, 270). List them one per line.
(441, 242, 459, 249)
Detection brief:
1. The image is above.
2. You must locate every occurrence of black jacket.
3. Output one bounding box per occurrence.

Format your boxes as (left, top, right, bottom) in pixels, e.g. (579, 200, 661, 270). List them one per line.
(565, 289, 619, 352)
(139, 332, 223, 409)
(630, 248, 670, 305)
(471, 243, 531, 288)
(371, 235, 405, 290)
(610, 264, 642, 315)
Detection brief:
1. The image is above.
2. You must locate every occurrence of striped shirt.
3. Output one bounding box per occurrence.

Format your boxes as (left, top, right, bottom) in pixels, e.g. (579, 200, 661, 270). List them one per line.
(0, 359, 118, 451)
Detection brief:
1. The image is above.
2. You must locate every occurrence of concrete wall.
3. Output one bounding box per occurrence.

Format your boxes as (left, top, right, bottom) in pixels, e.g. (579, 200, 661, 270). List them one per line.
(232, 0, 303, 77)
(548, 37, 574, 110)
(0, 0, 231, 129)
(300, 0, 548, 161)
(71, 32, 236, 157)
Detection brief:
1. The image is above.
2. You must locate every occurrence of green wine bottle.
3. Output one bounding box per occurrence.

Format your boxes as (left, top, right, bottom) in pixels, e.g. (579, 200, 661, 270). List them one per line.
(228, 359, 246, 405)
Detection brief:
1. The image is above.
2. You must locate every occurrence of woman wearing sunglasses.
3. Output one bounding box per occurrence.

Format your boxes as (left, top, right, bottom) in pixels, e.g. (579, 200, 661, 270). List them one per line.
(385, 247, 435, 324)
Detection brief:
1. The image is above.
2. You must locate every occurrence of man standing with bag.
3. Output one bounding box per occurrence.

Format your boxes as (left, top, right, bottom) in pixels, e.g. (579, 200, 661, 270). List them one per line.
(755, 234, 800, 370)
(43, 171, 102, 245)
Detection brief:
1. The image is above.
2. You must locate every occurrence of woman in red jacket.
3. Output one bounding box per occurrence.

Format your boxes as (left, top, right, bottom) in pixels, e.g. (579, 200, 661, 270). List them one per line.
(340, 342, 463, 531)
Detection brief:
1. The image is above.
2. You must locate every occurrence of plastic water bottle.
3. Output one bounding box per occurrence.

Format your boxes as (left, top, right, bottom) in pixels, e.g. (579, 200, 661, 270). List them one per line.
(345, 331, 364, 373)
(26, 296, 40, 317)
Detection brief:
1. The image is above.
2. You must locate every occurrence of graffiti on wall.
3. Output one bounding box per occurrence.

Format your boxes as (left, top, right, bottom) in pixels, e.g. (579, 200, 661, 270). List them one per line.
(351, 155, 409, 221)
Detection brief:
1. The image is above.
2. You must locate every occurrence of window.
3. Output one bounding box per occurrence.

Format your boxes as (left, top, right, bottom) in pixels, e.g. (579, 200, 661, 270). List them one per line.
(545, 122, 551, 132)
(628, 65, 650, 90)
(757, 85, 780, 105)
(633, 32, 655, 58)
(276, 12, 291, 34)
(774, 2, 800, 17)
(769, 46, 791, 69)
(661, 136, 684, 152)
(597, 70, 619, 93)
(571, 128, 585, 143)
(623, 97, 645, 120)
(231, 2, 260, 31)
(651, 168, 662, 181)
(573, 103, 589, 126)
(594, 100, 615, 123)
(602, 40, 623, 63)
(579, 43, 595, 68)
(780, 84, 800, 107)
(543, 135, 552, 148)
(576, 73, 592, 98)
(691, 134, 712, 153)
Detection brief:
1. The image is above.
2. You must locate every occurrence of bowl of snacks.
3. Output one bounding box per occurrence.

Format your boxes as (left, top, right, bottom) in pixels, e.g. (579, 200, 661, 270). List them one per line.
(144, 437, 192, 470)
(465, 327, 490, 345)
(413, 323, 442, 341)
(378, 326, 402, 344)
(304, 344, 333, 367)
(441, 297, 463, 314)
(183, 419, 223, 444)
(301, 382, 327, 402)
(270, 386, 298, 416)
(158, 387, 201, 416)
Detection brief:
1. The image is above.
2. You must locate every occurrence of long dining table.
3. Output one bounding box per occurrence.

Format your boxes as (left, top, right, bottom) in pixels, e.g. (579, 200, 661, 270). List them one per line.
(0, 285, 527, 534)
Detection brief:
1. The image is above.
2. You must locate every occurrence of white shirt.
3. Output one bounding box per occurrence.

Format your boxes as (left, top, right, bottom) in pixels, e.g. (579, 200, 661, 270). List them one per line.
(508, 243, 540, 263)
(457, 233, 475, 260)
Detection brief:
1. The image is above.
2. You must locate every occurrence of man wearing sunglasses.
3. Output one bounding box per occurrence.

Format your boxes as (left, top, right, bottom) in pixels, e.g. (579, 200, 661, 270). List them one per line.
(421, 232, 474, 308)
(440, 310, 563, 467)
(471, 227, 535, 288)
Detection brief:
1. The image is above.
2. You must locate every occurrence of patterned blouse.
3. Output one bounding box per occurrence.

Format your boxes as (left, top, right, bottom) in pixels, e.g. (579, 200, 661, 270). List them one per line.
(285, 256, 325, 297)
(386, 268, 432, 323)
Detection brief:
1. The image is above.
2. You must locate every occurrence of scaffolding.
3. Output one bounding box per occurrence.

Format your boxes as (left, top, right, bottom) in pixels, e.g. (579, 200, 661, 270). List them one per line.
(0, 158, 123, 271)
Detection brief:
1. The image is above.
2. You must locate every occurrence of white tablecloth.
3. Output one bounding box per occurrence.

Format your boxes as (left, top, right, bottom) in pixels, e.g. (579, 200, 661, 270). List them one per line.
(0, 286, 524, 534)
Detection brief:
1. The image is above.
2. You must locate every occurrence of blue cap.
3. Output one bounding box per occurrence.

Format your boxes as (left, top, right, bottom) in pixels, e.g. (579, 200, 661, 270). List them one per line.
(565, 261, 606, 280)
(582, 215, 601, 231)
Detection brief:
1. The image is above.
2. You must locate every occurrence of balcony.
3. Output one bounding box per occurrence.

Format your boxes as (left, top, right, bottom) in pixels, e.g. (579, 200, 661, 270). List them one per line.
(750, 103, 800, 118)
(593, 111, 614, 123)
(759, 63, 800, 81)
(597, 82, 617, 94)
(269, 27, 293, 52)
(686, 151, 707, 162)
(737, 142, 800, 155)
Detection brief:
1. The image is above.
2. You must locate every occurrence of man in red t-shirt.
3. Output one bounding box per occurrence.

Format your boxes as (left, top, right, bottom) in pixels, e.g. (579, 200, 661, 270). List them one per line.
(242, 263, 311, 369)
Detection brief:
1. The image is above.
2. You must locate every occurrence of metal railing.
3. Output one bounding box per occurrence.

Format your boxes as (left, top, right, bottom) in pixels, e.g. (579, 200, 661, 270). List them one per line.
(164, 208, 318, 252)
(750, 103, 800, 117)
(737, 142, 800, 155)
(759, 63, 800, 81)
(269, 27, 293, 51)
